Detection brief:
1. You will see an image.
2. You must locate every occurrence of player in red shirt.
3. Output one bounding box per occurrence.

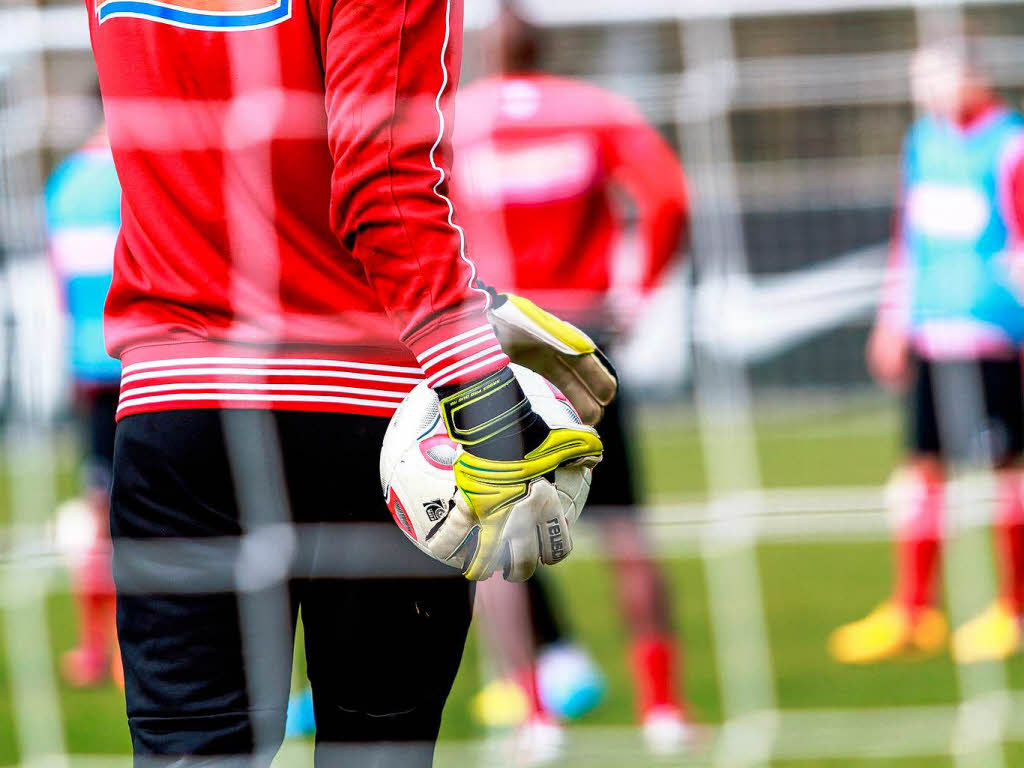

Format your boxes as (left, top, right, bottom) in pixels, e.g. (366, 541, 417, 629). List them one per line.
(452, 5, 695, 756)
(86, 0, 607, 763)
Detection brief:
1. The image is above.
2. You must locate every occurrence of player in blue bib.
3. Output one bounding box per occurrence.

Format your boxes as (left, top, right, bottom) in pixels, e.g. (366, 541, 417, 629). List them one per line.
(47, 128, 123, 687)
(830, 42, 1024, 665)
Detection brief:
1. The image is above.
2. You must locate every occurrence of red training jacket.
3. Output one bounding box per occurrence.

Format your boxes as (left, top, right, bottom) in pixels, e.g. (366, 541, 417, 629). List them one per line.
(452, 74, 689, 331)
(87, 0, 508, 420)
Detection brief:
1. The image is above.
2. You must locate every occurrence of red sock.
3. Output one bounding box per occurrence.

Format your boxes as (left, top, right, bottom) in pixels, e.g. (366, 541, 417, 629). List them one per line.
(110, 604, 124, 691)
(996, 474, 1024, 615)
(894, 473, 943, 615)
(517, 664, 551, 721)
(73, 541, 116, 659)
(630, 635, 681, 717)
(79, 593, 116, 659)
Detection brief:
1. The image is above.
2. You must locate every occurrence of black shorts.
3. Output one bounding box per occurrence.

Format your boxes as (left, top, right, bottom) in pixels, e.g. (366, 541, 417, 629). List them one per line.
(910, 357, 1024, 466)
(111, 409, 473, 767)
(76, 386, 119, 492)
(584, 393, 639, 515)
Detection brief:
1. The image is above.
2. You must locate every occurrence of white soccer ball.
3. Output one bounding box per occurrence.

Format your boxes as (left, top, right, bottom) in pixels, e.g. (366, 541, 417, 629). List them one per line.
(380, 364, 594, 566)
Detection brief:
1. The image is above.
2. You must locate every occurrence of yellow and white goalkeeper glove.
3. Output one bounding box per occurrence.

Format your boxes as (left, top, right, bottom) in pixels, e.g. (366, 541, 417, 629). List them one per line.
(424, 367, 603, 582)
(487, 292, 618, 427)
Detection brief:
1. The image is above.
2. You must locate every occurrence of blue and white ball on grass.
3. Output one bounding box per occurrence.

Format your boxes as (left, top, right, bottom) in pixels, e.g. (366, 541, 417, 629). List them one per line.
(536, 643, 607, 721)
(380, 364, 593, 569)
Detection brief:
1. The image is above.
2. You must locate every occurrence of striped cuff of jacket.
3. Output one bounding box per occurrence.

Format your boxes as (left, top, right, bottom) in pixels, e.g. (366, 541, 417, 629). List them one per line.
(411, 322, 510, 389)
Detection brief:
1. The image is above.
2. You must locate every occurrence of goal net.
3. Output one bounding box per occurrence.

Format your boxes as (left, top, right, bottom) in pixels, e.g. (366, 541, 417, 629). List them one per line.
(2, 1, 1024, 767)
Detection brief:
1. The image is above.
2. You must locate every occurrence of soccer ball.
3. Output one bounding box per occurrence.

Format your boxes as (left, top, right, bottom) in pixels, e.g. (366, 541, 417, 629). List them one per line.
(379, 364, 594, 567)
(536, 643, 607, 720)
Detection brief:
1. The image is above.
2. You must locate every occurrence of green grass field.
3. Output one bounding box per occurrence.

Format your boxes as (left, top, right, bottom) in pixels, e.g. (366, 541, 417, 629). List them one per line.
(2, 395, 1021, 766)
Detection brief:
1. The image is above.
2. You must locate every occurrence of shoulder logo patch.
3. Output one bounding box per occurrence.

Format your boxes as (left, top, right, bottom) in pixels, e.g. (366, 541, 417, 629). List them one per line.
(96, 0, 291, 31)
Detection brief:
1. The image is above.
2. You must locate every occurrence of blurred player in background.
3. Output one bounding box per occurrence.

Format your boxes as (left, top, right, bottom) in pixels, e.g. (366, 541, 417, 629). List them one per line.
(451, 4, 694, 757)
(46, 125, 122, 688)
(830, 40, 1024, 665)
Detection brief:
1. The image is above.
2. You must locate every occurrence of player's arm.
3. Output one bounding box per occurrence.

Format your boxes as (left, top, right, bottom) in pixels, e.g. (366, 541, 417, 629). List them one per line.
(321, 0, 602, 581)
(876, 212, 911, 338)
(322, 0, 503, 378)
(1002, 142, 1024, 296)
(44, 164, 73, 312)
(603, 98, 690, 300)
(867, 184, 912, 391)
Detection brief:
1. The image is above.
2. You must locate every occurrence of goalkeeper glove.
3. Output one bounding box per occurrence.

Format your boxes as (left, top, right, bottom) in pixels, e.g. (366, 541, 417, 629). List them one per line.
(486, 292, 618, 427)
(423, 367, 603, 582)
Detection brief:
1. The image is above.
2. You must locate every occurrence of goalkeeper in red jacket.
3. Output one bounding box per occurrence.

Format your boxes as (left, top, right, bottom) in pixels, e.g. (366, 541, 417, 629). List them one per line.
(87, 0, 609, 764)
(450, 4, 696, 758)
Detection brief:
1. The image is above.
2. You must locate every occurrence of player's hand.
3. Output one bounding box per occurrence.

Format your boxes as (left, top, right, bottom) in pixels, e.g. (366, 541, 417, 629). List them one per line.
(866, 321, 910, 392)
(487, 292, 618, 426)
(424, 368, 603, 582)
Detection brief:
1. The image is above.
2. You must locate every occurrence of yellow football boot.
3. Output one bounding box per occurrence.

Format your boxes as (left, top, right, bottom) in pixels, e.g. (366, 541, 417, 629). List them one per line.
(470, 678, 529, 729)
(828, 602, 948, 664)
(952, 601, 1022, 664)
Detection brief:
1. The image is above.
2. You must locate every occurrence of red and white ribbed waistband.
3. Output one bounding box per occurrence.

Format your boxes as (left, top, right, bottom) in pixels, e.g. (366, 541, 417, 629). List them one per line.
(116, 345, 426, 421)
(114, 325, 511, 421)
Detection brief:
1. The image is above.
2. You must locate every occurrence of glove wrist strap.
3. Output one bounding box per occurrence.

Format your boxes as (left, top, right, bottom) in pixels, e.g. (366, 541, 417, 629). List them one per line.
(437, 368, 530, 445)
(437, 368, 548, 460)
